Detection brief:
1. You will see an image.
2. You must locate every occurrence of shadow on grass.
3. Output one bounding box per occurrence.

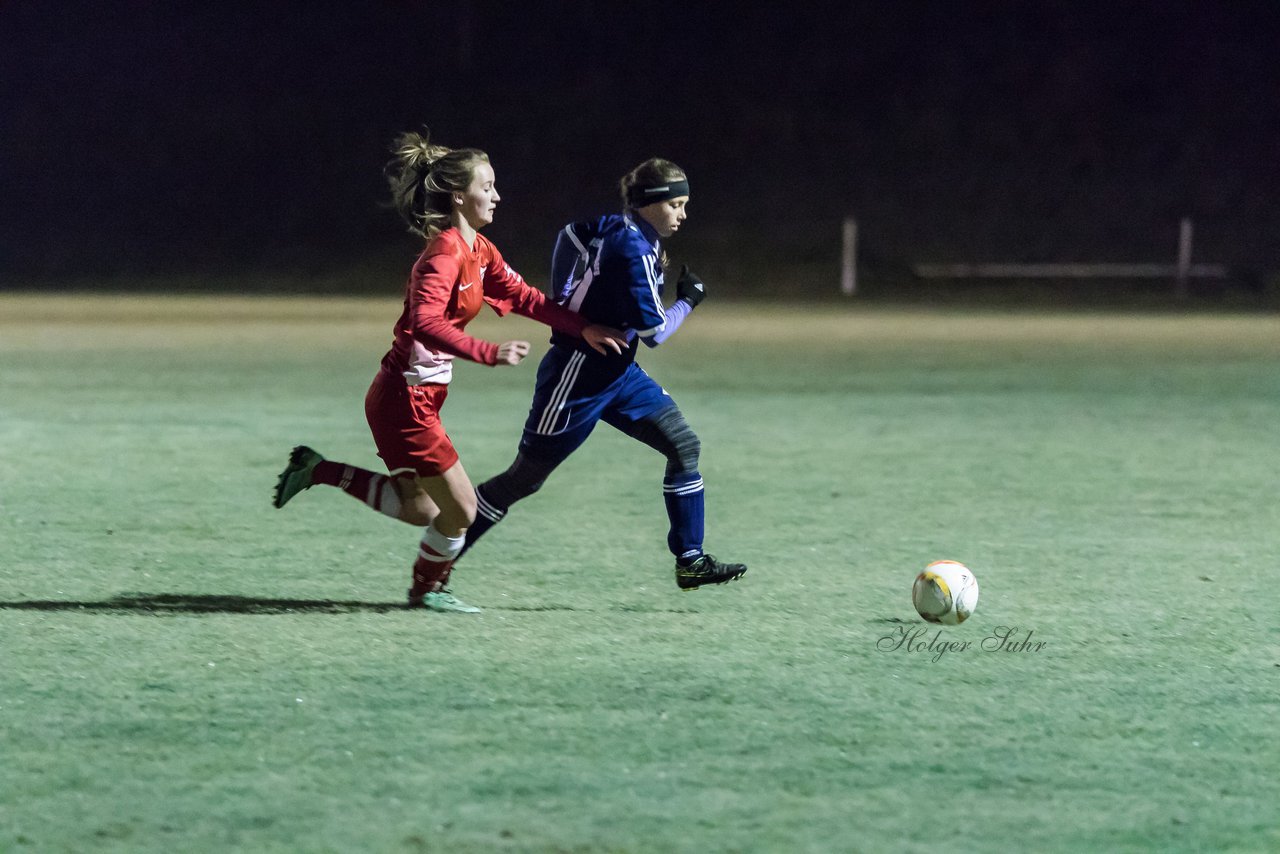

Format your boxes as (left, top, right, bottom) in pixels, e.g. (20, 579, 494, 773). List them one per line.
(0, 593, 408, 614)
(0, 593, 696, 615)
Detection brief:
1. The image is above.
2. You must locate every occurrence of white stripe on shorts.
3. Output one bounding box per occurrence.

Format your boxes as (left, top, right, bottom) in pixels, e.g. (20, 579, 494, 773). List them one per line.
(536, 350, 585, 435)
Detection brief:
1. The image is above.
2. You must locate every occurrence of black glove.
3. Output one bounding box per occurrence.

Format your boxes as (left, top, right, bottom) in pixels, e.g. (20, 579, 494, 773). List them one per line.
(676, 265, 707, 308)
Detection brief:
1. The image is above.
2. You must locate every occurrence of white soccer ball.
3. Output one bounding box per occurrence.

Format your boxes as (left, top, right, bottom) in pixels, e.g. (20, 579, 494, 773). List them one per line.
(912, 560, 979, 625)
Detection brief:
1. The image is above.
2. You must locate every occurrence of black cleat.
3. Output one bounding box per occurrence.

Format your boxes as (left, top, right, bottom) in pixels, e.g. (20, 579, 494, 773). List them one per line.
(273, 445, 324, 508)
(675, 554, 747, 591)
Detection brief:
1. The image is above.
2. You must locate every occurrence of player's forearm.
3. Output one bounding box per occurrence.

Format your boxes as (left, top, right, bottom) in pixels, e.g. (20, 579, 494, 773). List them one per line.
(641, 299, 694, 348)
(410, 313, 499, 365)
(512, 289, 589, 337)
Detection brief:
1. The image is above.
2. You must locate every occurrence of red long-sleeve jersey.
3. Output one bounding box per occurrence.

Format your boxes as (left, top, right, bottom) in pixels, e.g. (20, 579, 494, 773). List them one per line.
(379, 227, 588, 385)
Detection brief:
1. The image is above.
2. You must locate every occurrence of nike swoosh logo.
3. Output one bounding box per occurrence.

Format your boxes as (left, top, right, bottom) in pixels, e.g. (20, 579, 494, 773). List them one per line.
(459, 282, 475, 291)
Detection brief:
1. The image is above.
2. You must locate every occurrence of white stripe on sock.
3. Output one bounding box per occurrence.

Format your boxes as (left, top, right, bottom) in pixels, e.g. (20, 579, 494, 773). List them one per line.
(421, 526, 465, 561)
(475, 490, 505, 522)
(664, 479, 705, 496)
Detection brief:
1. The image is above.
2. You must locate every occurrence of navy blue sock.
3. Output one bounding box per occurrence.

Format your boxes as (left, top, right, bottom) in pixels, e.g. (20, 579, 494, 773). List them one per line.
(663, 471, 705, 564)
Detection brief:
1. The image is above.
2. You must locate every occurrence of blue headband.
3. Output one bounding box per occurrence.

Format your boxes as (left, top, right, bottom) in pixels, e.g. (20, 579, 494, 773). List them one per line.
(628, 179, 690, 207)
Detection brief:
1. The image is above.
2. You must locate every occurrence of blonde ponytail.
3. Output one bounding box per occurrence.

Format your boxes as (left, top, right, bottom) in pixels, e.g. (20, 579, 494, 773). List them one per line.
(386, 128, 490, 240)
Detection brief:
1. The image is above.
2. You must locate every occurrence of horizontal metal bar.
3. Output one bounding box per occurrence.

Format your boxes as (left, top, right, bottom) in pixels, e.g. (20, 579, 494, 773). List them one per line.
(912, 263, 1229, 279)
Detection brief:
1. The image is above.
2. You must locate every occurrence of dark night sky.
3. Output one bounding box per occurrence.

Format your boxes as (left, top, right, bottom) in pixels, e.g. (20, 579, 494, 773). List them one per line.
(2, 1, 1277, 287)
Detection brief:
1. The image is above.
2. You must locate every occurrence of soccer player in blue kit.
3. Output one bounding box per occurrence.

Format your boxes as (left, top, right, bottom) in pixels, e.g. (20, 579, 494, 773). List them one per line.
(458, 158, 747, 590)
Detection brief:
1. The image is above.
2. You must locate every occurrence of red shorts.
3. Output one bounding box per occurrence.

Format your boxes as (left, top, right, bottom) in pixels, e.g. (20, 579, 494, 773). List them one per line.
(365, 371, 460, 478)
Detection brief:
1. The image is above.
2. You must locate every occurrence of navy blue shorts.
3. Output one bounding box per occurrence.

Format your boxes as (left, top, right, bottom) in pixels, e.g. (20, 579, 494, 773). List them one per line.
(518, 347, 674, 462)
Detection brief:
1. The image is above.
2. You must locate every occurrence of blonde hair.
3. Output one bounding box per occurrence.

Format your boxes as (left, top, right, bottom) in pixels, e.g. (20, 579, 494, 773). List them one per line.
(619, 158, 687, 211)
(386, 129, 490, 239)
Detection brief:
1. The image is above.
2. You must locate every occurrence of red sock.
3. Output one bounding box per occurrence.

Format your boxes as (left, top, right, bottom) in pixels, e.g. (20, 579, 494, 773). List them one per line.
(313, 461, 402, 520)
(409, 527, 466, 599)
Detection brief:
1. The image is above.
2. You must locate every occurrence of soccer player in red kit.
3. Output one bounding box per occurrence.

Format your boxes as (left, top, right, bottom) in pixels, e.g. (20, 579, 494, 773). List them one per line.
(272, 130, 626, 613)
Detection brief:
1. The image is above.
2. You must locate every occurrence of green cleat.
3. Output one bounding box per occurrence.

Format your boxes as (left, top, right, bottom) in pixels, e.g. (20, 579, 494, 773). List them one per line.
(273, 445, 324, 508)
(408, 588, 482, 613)
(675, 554, 747, 591)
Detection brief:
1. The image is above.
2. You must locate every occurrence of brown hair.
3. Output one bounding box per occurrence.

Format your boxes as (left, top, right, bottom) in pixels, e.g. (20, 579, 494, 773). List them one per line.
(619, 158, 687, 211)
(386, 129, 490, 239)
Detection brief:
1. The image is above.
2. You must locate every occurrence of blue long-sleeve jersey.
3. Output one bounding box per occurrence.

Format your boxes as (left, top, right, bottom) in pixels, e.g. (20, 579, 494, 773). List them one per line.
(547, 214, 678, 361)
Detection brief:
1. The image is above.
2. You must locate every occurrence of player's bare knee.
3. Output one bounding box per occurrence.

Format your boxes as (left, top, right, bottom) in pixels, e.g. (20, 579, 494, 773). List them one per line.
(397, 484, 436, 526)
(443, 491, 477, 530)
(432, 502, 473, 536)
(401, 506, 434, 527)
(459, 495, 477, 527)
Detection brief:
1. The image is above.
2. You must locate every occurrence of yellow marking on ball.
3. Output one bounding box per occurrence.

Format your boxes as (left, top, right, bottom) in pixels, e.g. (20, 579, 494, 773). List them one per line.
(922, 570, 953, 609)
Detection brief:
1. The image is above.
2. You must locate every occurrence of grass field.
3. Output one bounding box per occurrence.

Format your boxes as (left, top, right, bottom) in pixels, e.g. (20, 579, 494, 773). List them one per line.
(2, 294, 1278, 853)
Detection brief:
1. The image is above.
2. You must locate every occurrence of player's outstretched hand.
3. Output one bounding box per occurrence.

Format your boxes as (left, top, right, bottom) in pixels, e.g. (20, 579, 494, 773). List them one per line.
(496, 340, 531, 365)
(677, 265, 707, 308)
(583, 324, 629, 356)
